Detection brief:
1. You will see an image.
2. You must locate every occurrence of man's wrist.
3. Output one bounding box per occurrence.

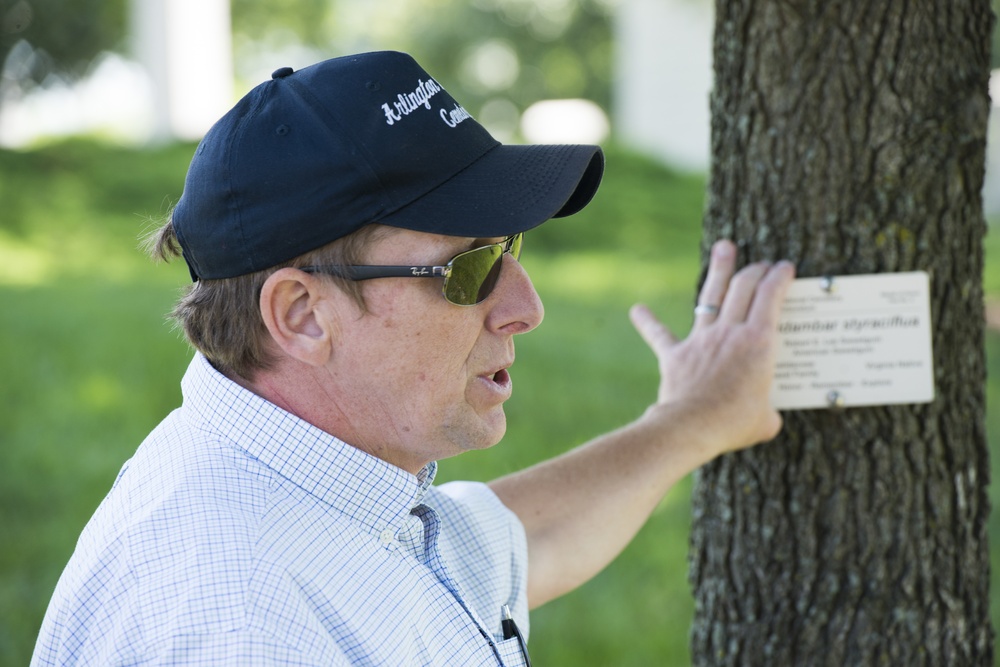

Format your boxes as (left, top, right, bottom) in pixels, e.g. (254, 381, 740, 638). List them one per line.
(635, 400, 730, 473)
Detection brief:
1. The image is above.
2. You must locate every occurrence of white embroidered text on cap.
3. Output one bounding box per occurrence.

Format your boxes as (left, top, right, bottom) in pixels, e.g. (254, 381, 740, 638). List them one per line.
(381, 78, 443, 125)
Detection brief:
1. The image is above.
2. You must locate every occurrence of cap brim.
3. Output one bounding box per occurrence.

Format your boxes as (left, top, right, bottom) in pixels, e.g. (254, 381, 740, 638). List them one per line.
(375, 143, 604, 238)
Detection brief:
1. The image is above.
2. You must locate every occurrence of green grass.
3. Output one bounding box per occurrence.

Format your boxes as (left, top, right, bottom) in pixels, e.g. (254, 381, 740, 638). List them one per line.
(1, 139, 998, 666)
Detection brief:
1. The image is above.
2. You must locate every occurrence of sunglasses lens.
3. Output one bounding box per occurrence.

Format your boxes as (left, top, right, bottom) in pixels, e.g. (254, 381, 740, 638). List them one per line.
(442, 234, 524, 305)
(445, 244, 504, 305)
(508, 233, 522, 261)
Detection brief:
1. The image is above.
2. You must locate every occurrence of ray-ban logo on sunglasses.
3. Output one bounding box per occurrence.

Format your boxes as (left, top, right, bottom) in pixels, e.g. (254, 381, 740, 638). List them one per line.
(410, 267, 430, 276)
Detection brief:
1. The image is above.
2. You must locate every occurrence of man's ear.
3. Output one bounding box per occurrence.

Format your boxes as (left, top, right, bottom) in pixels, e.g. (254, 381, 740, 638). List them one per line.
(259, 268, 340, 367)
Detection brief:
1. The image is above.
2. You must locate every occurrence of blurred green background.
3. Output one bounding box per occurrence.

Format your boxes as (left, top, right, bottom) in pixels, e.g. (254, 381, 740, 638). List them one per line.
(2, 0, 1000, 665)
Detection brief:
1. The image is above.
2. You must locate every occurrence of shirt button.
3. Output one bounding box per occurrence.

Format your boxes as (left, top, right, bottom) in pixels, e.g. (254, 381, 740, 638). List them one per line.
(379, 529, 395, 548)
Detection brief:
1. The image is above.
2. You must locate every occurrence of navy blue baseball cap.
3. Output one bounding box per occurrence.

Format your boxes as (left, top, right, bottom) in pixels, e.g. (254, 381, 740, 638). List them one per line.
(171, 50, 604, 280)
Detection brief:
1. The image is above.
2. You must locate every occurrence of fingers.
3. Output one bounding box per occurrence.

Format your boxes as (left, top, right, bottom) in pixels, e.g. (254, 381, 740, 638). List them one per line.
(694, 240, 737, 327)
(746, 260, 796, 327)
(717, 262, 773, 324)
(696, 239, 796, 328)
(717, 261, 796, 325)
(629, 303, 678, 353)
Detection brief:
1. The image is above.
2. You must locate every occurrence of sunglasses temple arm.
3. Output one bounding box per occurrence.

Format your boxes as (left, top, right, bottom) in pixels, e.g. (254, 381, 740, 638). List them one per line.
(300, 265, 450, 281)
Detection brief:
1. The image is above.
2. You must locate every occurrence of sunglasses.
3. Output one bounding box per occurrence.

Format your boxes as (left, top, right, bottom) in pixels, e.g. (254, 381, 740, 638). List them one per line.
(300, 233, 523, 306)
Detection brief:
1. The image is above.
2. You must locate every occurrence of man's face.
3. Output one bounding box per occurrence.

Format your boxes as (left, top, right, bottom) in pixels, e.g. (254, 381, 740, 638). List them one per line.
(317, 228, 545, 473)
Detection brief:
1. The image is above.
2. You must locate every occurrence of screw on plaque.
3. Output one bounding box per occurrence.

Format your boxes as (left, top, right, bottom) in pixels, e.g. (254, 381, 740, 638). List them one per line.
(820, 276, 835, 293)
(826, 390, 845, 409)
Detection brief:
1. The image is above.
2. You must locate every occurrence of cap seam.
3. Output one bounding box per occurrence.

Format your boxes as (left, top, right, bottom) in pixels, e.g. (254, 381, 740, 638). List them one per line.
(228, 86, 273, 275)
(283, 76, 392, 217)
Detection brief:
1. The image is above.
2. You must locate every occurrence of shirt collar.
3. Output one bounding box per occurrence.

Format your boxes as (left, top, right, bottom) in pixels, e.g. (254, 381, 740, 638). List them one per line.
(180, 353, 437, 536)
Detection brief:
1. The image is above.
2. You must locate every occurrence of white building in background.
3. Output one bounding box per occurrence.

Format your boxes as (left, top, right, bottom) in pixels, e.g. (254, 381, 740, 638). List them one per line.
(613, 0, 713, 173)
(131, 0, 234, 141)
(612, 0, 1000, 217)
(986, 74, 1000, 218)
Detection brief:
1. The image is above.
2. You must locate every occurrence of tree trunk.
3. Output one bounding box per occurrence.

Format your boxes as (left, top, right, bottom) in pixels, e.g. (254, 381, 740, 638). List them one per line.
(690, 1, 995, 665)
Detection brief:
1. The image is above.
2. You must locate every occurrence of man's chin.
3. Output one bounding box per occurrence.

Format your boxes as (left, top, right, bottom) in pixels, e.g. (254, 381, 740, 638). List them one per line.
(459, 409, 508, 454)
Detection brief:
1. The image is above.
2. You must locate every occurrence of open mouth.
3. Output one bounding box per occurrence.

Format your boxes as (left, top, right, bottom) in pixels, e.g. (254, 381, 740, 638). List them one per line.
(491, 368, 510, 386)
(472, 365, 513, 404)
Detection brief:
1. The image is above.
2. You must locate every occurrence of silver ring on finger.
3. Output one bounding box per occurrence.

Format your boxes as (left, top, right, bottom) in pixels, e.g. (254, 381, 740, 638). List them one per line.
(694, 303, 720, 316)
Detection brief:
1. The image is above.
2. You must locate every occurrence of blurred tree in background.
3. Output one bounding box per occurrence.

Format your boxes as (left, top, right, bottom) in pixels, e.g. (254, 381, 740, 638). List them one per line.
(229, 0, 615, 138)
(0, 0, 126, 99)
(230, 0, 332, 48)
(0, 0, 614, 138)
(354, 0, 615, 133)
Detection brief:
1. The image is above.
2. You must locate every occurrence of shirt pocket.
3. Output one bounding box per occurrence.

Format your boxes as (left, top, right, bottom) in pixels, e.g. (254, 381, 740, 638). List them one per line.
(495, 635, 530, 667)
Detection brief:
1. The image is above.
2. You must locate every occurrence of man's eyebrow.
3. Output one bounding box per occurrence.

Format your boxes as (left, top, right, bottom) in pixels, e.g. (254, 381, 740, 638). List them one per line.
(472, 236, 507, 247)
(436, 236, 504, 261)
(452, 238, 491, 254)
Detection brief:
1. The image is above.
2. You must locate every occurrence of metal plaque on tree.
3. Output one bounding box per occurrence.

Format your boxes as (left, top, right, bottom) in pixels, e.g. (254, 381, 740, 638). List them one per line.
(770, 271, 935, 410)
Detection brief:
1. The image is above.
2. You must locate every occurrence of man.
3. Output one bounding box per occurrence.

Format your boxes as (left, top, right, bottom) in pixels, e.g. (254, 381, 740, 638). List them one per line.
(32, 51, 794, 665)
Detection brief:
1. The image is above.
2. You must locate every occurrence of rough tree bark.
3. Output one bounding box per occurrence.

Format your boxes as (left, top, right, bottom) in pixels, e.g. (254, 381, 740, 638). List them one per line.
(690, 1, 995, 665)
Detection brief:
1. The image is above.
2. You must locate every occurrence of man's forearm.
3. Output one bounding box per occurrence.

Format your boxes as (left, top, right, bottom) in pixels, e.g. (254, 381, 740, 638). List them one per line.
(489, 401, 716, 609)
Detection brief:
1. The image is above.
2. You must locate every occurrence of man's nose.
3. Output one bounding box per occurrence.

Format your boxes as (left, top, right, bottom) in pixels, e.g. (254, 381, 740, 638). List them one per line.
(486, 254, 544, 335)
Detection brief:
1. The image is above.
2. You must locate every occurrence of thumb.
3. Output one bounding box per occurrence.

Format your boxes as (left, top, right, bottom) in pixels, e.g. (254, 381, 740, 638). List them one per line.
(629, 304, 678, 353)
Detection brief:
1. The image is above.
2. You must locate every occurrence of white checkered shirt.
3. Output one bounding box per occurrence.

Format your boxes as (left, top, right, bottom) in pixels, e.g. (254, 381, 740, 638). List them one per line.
(32, 353, 531, 666)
